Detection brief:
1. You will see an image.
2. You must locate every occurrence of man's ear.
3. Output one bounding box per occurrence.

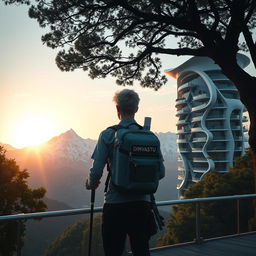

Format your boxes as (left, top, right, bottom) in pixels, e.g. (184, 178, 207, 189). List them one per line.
(135, 106, 139, 113)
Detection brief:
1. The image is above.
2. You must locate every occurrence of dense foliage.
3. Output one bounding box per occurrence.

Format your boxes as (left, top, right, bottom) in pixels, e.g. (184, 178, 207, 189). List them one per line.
(46, 215, 104, 256)
(0, 146, 47, 256)
(159, 150, 254, 245)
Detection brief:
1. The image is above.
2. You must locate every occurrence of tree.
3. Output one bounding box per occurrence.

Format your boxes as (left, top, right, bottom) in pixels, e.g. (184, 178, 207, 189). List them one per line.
(2, 1, 256, 186)
(0, 146, 47, 256)
(46, 215, 104, 256)
(158, 150, 254, 246)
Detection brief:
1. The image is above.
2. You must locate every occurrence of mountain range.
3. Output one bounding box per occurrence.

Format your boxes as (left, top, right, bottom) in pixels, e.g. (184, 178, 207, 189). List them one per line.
(3, 129, 179, 207)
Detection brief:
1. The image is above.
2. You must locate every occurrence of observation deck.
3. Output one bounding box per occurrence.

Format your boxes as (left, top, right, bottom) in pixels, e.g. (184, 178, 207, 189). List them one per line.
(1, 194, 256, 256)
(151, 233, 256, 256)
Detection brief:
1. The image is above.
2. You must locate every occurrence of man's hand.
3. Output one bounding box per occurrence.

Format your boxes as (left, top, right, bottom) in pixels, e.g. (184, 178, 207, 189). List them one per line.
(85, 178, 100, 190)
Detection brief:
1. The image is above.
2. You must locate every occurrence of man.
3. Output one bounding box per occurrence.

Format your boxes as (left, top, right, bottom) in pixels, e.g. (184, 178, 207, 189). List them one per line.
(86, 89, 165, 256)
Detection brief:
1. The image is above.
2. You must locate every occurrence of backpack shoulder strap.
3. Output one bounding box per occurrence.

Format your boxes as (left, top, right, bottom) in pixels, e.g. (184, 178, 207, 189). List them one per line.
(104, 124, 121, 193)
(127, 123, 143, 129)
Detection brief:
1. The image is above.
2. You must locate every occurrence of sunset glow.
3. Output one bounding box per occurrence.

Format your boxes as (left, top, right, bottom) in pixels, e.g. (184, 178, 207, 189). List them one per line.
(11, 115, 58, 148)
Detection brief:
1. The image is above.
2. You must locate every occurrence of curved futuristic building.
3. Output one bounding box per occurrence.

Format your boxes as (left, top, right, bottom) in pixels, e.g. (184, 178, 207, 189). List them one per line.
(165, 54, 249, 197)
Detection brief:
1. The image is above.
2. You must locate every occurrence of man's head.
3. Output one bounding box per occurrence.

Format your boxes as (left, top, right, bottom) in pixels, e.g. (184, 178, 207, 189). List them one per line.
(113, 89, 140, 119)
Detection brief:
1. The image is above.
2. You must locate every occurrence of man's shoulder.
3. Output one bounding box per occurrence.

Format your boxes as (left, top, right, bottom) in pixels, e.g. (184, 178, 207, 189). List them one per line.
(99, 125, 117, 144)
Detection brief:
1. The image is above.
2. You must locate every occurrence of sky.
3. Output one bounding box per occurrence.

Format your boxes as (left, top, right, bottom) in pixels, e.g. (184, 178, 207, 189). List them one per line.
(0, 3, 189, 148)
(0, 3, 254, 148)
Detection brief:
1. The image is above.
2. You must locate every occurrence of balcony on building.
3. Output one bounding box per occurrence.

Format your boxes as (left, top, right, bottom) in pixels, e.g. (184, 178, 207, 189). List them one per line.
(177, 119, 188, 126)
(214, 159, 229, 162)
(177, 82, 191, 92)
(193, 168, 207, 173)
(178, 166, 185, 171)
(191, 116, 203, 123)
(234, 136, 243, 141)
(209, 128, 228, 131)
(243, 126, 248, 132)
(176, 107, 190, 116)
(178, 147, 191, 153)
(192, 137, 207, 143)
(191, 103, 207, 112)
(191, 127, 207, 133)
(175, 98, 187, 107)
(206, 116, 225, 121)
(177, 138, 189, 143)
(214, 80, 237, 90)
(230, 114, 240, 120)
(177, 128, 190, 135)
(192, 157, 208, 162)
(207, 149, 228, 152)
(192, 93, 209, 101)
(231, 125, 241, 130)
(211, 105, 227, 109)
(191, 147, 203, 152)
(177, 174, 185, 180)
(242, 116, 248, 122)
(205, 70, 227, 79)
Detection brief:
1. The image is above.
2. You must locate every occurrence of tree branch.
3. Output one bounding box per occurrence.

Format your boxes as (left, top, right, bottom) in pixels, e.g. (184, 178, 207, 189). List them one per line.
(225, 1, 246, 51)
(116, 0, 193, 31)
(243, 26, 256, 69)
(208, 0, 220, 31)
(244, 0, 256, 24)
(148, 46, 208, 56)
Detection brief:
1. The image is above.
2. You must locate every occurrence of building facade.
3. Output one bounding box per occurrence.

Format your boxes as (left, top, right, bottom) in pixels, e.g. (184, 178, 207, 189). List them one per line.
(165, 54, 249, 197)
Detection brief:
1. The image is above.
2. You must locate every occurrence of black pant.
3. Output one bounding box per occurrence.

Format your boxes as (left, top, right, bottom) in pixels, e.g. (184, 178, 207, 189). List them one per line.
(102, 201, 152, 256)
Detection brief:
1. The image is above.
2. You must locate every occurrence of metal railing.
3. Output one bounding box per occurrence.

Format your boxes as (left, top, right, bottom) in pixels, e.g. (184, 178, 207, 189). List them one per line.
(1, 193, 256, 255)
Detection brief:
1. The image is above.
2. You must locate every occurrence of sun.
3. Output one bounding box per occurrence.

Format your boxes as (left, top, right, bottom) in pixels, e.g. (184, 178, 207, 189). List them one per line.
(12, 115, 58, 148)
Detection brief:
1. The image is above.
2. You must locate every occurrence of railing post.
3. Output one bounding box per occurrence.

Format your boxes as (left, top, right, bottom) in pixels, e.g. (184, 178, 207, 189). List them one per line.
(195, 202, 202, 243)
(16, 220, 22, 256)
(236, 198, 240, 234)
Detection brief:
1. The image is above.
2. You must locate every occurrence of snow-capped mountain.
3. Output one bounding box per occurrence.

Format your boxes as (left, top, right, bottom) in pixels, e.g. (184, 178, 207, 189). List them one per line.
(41, 129, 97, 163)
(42, 129, 178, 161)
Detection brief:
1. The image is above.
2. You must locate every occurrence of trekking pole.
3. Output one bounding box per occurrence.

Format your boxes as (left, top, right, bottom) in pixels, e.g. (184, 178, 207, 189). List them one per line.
(88, 189, 95, 256)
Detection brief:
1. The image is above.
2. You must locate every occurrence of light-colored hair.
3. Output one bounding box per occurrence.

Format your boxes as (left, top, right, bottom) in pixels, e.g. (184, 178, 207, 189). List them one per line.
(113, 89, 140, 115)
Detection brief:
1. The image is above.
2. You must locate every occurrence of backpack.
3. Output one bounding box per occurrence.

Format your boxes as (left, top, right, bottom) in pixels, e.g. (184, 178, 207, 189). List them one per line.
(106, 123, 163, 194)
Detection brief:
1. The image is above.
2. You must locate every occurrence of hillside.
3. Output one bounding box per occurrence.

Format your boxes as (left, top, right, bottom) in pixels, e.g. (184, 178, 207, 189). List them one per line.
(22, 197, 85, 256)
(45, 209, 170, 256)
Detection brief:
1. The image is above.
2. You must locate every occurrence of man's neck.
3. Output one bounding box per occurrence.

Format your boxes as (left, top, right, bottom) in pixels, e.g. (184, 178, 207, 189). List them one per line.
(120, 115, 135, 120)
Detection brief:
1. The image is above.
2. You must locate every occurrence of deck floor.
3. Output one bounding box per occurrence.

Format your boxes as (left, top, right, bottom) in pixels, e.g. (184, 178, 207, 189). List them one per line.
(150, 233, 256, 256)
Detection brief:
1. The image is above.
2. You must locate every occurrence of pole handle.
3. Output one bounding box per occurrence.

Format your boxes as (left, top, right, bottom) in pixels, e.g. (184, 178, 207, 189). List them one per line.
(144, 117, 151, 130)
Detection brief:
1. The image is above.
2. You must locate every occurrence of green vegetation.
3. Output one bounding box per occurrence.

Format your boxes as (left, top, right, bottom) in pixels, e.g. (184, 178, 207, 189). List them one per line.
(0, 146, 47, 256)
(45, 210, 169, 255)
(46, 215, 104, 256)
(159, 150, 254, 246)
